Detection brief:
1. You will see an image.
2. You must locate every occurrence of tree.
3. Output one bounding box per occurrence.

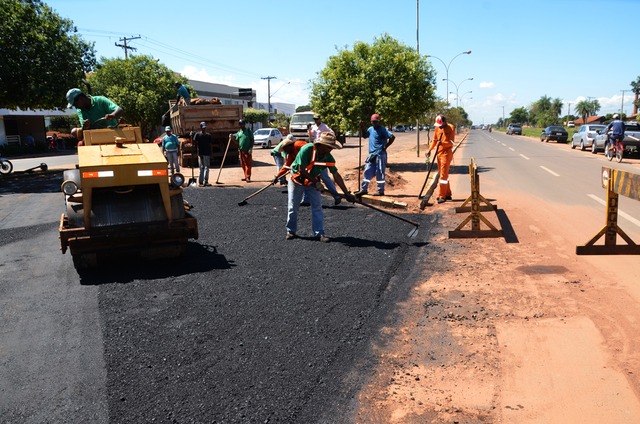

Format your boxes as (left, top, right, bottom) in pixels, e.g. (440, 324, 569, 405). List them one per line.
(509, 107, 529, 125)
(242, 108, 269, 130)
(296, 105, 312, 112)
(0, 0, 96, 110)
(87, 55, 190, 139)
(575, 100, 591, 124)
(631, 76, 640, 116)
(529, 95, 563, 127)
(310, 33, 436, 133)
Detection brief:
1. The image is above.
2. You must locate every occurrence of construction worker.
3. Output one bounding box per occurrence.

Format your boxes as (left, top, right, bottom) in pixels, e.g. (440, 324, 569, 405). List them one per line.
(174, 82, 191, 106)
(230, 119, 254, 182)
(309, 114, 342, 205)
(272, 135, 308, 184)
(162, 126, 181, 175)
(427, 114, 455, 203)
(193, 122, 212, 186)
(286, 132, 355, 242)
(355, 113, 395, 196)
(66, 88, 123, 130)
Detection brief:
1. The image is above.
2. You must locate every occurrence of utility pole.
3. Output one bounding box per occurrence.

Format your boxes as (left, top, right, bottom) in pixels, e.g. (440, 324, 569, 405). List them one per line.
(261, 76, 276, 121)
(416, 0, 420, 157)
(621, 90, 631, 115)
(114, 35, 140, 59)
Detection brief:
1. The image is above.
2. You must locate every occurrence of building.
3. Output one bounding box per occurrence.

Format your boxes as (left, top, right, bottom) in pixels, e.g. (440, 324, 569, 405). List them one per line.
(0, 108, 72, 147)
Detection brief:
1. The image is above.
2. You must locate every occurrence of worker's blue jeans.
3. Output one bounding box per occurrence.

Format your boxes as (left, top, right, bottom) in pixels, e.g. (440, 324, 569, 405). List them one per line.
(198, 155, 210, 184)
(286, 179, 323, 236)
(273, 153, 286, 184)
(361, 150, 387, 193)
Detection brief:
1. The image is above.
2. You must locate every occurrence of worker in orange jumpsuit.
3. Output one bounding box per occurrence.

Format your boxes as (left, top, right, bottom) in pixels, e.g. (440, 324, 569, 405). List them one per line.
(272, 136, 309, 183)
(427, 114, 455, 204)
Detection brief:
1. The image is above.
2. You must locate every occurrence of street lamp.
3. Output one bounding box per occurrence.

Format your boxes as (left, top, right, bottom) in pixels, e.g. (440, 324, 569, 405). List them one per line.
(443, 77, 473, 108)
(269, 81, 290, 113)
(426, 50, 472, 105)
(460, 90, 472, 107)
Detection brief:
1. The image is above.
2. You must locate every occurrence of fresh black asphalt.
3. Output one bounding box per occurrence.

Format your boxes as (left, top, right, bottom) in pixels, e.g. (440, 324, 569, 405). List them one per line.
(0, 175, 437, 423)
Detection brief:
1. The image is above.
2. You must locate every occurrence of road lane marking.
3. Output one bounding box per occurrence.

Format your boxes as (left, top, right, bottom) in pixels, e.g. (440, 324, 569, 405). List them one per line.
(588, 194, 640, 229)
(509, 147, 515, 151)
(520, 154, 530, 160)
(540, 166, 560, 177)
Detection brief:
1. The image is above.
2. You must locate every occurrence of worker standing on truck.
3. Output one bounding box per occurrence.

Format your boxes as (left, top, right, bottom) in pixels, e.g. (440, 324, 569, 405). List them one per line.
(285, 132, 355, 242)
(231, 119, 254, 182)
(193, 122, 212, 186)
(309, 114, 342, 205)
(66, 88, 123, 130)
(162, 126, 181, 175)
(174, 82, 191, 107)
(355, 113, 395, 197)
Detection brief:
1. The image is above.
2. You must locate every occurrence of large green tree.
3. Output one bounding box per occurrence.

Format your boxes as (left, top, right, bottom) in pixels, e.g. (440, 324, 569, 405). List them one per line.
(87, 55, 191, 139)
(575, 99, 601, 124)
(310, 33, 436, 133)
(0, 0, 96, 110)
(529, 95, 563, 127)
(509, 107, 529, 124)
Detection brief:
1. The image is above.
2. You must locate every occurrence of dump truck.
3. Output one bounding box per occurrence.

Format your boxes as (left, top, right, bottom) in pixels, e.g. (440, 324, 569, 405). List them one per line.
(168, 100, 243, 167)
(59, 126, 198, 271)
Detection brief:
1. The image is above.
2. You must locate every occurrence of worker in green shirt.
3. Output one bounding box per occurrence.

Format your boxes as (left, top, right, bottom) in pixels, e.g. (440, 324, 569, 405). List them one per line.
(66, 88, 123, 130)
(230, 119, 254, 182)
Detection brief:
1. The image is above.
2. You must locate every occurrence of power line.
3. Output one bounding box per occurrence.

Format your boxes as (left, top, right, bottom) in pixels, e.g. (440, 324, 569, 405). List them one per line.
(114, 35, 140, 59)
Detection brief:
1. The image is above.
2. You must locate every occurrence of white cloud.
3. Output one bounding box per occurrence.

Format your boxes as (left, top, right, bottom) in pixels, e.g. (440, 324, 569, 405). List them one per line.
(180, 66, 237, 85)
(479, 81, 495, 88)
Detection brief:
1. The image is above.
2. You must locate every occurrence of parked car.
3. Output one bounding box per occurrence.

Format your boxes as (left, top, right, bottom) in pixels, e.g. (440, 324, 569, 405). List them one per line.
(540, 126, 568, 143)
(592, 121, 640, 154)
(570, 124, 605, 151)
(506, 124, 522, 135)
(394, 125, 406, 132)
(253, 128, 283, 148)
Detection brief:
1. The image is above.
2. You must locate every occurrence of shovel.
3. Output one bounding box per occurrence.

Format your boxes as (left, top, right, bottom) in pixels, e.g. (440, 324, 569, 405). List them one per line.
(238, 180, 276, 206)
(188, 142, 198, 187)
(216, 136, 232, 184)
(351, 198, 420, 239)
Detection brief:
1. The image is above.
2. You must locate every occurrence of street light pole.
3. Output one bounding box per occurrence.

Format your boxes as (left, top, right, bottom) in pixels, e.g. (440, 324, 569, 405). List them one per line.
(261, 76, 276, 120)
(443, 77, 473, 108)
(426, 50, 472, 105)
(416, 0, 420, 157)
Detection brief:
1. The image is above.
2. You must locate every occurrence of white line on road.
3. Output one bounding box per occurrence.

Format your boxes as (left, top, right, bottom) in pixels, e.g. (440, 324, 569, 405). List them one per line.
(588, 194, 640, 228)
(540, 166, 560, 177)
(520, 154, 530, 160)
(509, 147, 515, 151)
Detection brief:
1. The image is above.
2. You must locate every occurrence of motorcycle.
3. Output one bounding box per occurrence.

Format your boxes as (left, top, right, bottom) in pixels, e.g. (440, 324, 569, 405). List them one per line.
(0, 156, 13, 174)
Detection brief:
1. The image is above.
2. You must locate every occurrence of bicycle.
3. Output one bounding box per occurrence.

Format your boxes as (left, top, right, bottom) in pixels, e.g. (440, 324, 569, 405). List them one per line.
(0, 156, 13, 174)
(605, 135, 624, 163)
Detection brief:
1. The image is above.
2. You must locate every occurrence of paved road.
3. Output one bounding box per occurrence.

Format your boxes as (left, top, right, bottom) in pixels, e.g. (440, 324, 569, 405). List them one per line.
(0, 173, 430, 423)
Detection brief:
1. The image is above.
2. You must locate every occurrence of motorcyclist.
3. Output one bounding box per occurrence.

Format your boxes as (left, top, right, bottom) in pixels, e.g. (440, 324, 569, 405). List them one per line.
(605, 113, 625, 147)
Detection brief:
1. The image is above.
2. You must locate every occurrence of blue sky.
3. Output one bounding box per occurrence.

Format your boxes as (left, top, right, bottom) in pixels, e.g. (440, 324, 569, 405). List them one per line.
(49, 0, 640, 125)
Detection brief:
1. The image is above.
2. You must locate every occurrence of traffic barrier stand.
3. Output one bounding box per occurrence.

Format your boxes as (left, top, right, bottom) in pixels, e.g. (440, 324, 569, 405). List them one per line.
(576, 167, 640, 255)
(449, 158, 503, 239)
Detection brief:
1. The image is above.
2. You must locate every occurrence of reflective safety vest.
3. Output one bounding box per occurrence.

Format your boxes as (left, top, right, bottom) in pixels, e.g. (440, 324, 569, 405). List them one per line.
(292, 147, 335, 186)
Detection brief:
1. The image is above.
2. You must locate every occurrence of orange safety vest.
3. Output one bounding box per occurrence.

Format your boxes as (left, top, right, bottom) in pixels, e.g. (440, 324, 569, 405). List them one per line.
(291, 147, 335, 186)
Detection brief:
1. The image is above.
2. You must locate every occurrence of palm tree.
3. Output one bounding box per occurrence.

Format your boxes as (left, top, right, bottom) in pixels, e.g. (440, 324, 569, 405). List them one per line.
(630, 76, 640, 115)
(575, 100, 591, 124)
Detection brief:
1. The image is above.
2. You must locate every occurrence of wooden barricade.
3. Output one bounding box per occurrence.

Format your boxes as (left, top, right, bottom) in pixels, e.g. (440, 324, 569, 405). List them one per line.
(576, 167, 640, 255)
(449, 158, 503, 239)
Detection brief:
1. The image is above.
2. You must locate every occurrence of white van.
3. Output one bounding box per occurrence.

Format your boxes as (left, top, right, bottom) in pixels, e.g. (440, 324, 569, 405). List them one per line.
(289, 111, 315, 141)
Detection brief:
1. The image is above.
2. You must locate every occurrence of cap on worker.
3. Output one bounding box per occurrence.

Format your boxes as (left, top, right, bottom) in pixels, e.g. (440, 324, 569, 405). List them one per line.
(165, 126, 172, 132)
(434, 115, 444, 127)
(239, 119, 245, 125)
(313, 113, 321, 119)
(613, 113, 620, 119)
(278, 134, 296, 152)
(370, 113, 381, 122)
(66, 88, 82, 108)
(199, 122, 207, 128)
(315, 132, 342, 150)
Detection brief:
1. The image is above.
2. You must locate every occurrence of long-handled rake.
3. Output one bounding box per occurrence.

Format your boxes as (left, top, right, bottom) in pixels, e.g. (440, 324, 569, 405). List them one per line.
(216, 136, 232, 184)
(237, 180, 276, 206)
(352, 198, 420, 239)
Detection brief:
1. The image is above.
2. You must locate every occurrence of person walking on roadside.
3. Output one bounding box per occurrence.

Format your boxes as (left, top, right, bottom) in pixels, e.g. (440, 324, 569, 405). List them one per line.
(285, 132, 355, 242)
(193, 122, 212, 186)
(426, 114, 455, 204)
(309, 113, 342, 205)
(174, 82, 191, 107)
(355, 113, 395, 197)
(231, 119, 254, 182)
(162, 126, 181, 175)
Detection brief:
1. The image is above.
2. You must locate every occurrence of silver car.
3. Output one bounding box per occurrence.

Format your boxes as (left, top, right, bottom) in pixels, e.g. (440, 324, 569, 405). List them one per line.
(570, 124, 605, 151)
